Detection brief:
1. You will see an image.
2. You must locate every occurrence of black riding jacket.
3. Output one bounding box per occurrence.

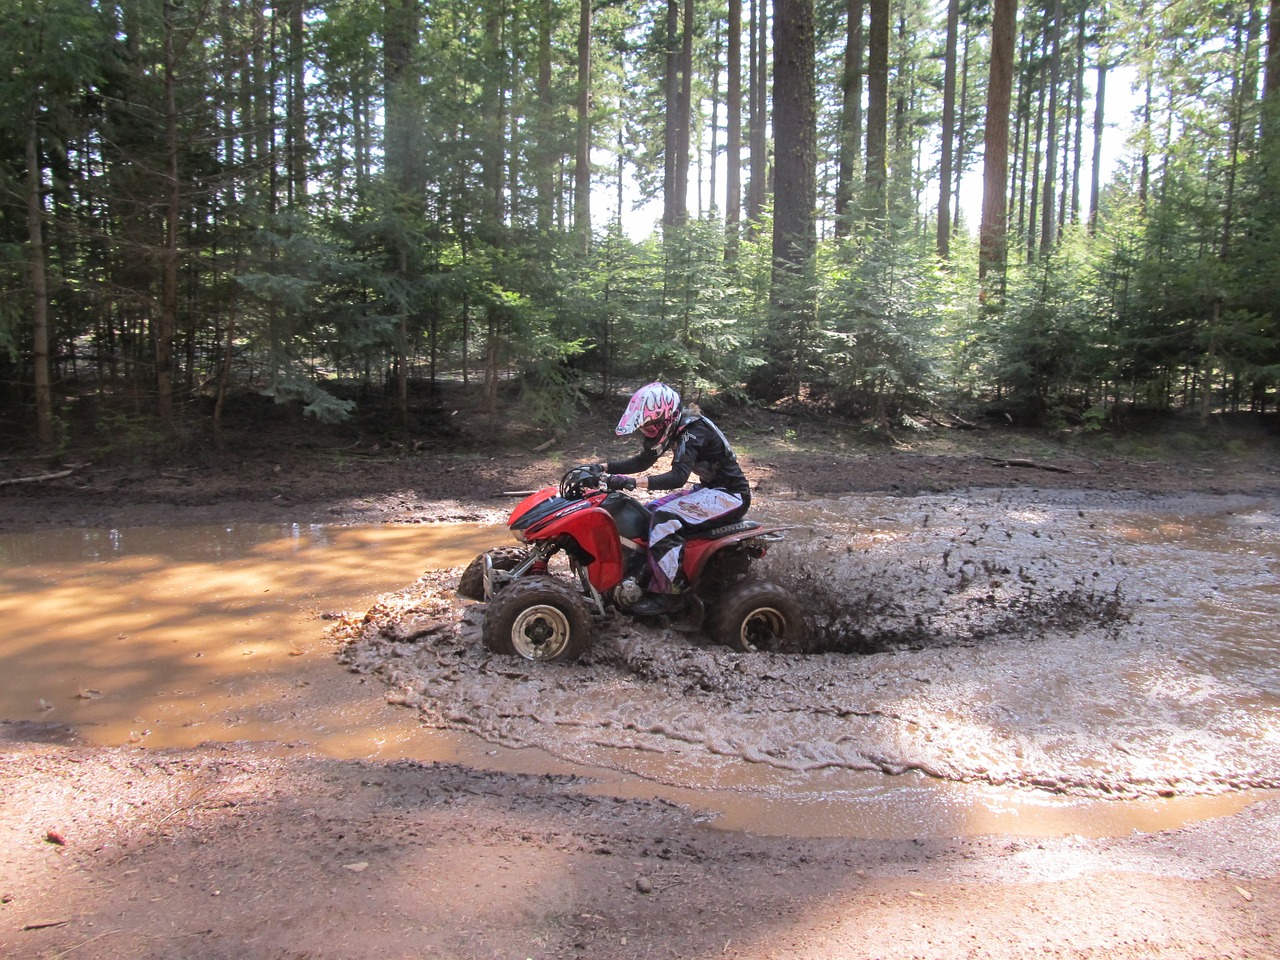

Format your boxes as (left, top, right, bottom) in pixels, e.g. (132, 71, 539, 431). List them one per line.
(607, 413, 751, 508)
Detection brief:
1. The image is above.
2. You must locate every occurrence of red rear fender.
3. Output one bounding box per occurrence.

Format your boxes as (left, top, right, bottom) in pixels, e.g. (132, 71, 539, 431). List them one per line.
(682, 524, 788, 582)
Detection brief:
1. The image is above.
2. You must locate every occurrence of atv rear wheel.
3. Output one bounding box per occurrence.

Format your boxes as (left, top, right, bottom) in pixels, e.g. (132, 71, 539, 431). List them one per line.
(710, 579, 808, 653)
(457, 547, 529, 601)
(481, 576, 593, 663)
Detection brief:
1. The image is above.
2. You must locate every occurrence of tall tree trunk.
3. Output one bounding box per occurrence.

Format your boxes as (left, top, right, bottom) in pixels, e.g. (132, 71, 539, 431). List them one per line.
(980, 0, 1018, 290)
(1069, 7, 1086, 226)
(746, 0, 768, 226)
(574, 0, 592, 246)
(891, 12, 912, 217)
(707, 21, 721, 217)
(1139, 70, 1153, 211)
(954, 27, 972, 231)
(1221, 10, 1255, 261)
(1262, 0, 1279, 205)
(247, 1, 268, 206)
(1269, 0, 1280, 101)
(536, 0, 555, 235)
(1026, 55, 1045, 261)
(1089, 60, 1107, 233)
(480, 0, 507, 234)
(157, 0, 180, 430)
(937, 0, 960, 257)
(676, 0, 693, 219)
(1010, 27, 1032, 244)
(478, 0, 508, 414)
(725, 0, 743, 257)
(384, 0, 421, 424)
(287, 0, 306, 205)
(663, 0, 681, 227)
(1040, 0, 1062, 255)
(26, 114, 54, 449)
(834, 0, 864, 238)
(770, 0, 817, 394)
(383, 0, 419, 198)
(864, 0, 889, 225)
(1244, 2, 1262, 121)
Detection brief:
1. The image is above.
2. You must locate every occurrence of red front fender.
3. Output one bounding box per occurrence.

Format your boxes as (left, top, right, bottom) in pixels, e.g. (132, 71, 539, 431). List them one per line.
(564, 506, 627, 593)
(511, 491, 627, 594)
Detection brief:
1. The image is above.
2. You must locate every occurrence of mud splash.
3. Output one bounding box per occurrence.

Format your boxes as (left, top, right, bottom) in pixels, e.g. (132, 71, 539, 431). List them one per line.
(339, 490, 1280, 813)
(757, 492, 1131, 654)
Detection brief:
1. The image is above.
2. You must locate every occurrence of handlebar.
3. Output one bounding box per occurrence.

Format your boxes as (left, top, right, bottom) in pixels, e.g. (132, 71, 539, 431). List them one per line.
(559, 463, 603, 500)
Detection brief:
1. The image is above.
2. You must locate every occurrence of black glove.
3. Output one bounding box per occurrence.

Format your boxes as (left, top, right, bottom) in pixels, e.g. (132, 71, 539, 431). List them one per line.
(605, 474, 636, 491)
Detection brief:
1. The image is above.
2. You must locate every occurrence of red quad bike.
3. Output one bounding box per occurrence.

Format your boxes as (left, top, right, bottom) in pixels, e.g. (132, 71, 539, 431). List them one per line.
(458, 464, 809, 663)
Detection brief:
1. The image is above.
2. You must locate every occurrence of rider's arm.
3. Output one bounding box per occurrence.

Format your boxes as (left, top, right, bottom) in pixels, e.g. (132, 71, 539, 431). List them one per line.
(604, 446, 659, 476)
(637, 430, 700, 491)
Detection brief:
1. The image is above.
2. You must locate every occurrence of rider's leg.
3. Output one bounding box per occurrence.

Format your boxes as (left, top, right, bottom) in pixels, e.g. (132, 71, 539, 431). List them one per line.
(647, 510, 688, 594)
(646, 488, 747, 595)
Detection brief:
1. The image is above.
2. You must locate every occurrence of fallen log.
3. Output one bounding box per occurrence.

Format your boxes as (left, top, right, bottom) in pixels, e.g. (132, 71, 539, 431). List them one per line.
(982, 456, 1074, 474)
(0, 469, 73, 487)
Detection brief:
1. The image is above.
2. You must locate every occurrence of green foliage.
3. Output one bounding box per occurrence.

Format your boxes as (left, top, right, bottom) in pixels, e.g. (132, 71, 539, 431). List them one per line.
(815, 231, 957, 419)
(516, 335, 590, 427)
(92, 410, 169, 460)
(552, 218, 771, 403)
(235, 215, 377, 421)
(0, 1, 107, 137)
(2, 0, 1279, 450)
(658, 219, 761, 392)
(0, 246, 22, 362)
(259, 366, 357, 423)
(994, 232, 1113, 421)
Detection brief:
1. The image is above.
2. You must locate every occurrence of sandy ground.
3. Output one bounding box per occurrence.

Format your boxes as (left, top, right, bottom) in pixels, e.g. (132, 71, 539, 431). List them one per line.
(3, 401, 1280, 959)
(3, 739, 1279, 960)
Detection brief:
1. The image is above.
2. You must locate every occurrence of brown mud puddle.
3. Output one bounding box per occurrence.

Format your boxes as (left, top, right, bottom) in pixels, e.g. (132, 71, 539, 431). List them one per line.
(0, 523, 504, 759)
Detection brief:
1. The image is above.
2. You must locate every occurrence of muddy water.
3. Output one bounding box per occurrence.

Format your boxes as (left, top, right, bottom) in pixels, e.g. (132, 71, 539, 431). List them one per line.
(0, 524, 502, 759)
(5, 492, 1279, 841)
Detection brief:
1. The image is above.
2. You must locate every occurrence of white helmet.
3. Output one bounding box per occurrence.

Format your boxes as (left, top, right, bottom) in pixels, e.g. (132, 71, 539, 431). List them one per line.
(616, 382, 681, 446)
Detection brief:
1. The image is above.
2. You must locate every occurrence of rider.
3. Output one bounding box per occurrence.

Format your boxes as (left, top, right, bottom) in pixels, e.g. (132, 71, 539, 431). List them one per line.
(600, 382, 751, 615)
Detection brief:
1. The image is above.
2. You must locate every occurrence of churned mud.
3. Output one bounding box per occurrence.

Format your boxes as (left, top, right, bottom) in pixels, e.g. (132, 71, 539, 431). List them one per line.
(338, 490, 1280, 804)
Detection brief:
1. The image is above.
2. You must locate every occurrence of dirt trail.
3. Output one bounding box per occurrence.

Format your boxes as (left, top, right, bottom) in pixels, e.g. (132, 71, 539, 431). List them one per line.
(3, 739, 1278, 960)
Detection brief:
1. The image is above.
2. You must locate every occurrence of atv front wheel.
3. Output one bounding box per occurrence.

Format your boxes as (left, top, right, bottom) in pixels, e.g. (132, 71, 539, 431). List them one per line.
(481, 576, 593, 663)
(710, 579, 808, 653)
(457, 547, 529, 601)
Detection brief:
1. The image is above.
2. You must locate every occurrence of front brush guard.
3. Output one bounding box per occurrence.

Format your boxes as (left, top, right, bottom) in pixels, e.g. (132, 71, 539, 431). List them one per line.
(485, 541, 609, 618)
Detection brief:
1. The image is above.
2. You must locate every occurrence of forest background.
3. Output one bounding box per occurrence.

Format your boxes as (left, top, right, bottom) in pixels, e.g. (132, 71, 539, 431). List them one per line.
(3, 0, 1280, 456)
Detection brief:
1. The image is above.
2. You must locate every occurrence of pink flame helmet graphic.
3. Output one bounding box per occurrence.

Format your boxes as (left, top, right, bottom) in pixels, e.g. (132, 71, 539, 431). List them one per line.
(615, 382, 681, 440)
